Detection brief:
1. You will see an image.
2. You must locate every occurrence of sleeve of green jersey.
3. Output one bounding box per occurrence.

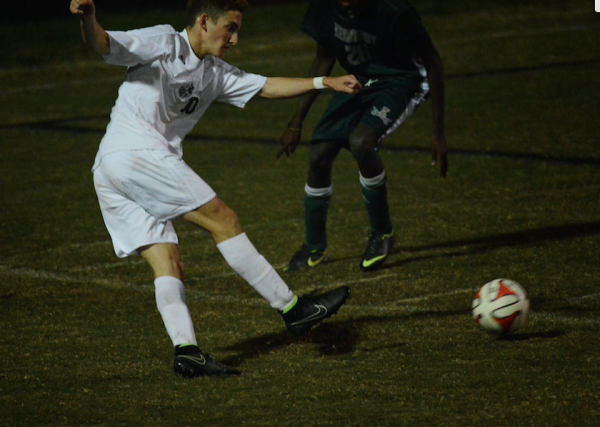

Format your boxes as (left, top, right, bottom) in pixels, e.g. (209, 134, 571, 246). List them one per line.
(394, 7, 433, 55)
(301, 0, 327, 45)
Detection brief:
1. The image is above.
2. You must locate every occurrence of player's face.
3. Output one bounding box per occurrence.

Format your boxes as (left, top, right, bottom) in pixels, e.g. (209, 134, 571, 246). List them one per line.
(336, 0, 364, 11)
(205, 10, 242, 58)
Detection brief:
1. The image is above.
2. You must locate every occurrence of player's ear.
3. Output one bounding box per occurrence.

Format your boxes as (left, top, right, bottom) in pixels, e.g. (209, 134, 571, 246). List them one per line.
(198, 13, 209, 32)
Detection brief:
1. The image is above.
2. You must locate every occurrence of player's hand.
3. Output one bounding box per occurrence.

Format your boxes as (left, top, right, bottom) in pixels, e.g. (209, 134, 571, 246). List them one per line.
(324, 75, 361, 94)
(70, 0, 95, 18)
(276, 125, 302, 159)
(431, 134, 448, 178)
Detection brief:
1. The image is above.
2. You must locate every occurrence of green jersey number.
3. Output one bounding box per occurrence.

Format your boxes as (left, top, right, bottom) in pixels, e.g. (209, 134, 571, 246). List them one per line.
(344, 43, 372, 66)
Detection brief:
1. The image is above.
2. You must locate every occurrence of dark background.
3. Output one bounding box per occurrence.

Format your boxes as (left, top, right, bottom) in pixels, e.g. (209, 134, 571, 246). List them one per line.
(4, 0, 295, 24)
(6, 0, 582, 25)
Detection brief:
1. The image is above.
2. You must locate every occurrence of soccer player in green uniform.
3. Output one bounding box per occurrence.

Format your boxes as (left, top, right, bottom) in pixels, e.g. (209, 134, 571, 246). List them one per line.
(278, 0, 447, 272)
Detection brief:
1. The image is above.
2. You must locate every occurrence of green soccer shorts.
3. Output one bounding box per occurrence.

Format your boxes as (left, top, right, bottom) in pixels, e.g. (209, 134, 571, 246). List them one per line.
(311, 74, 428, 146)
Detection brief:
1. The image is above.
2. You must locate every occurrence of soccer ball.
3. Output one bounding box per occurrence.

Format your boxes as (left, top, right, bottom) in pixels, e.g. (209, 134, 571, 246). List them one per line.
(472, 278, 530, 334)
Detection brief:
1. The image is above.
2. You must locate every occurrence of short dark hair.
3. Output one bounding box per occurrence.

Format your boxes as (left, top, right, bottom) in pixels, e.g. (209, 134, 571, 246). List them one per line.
(185, 0, 249, 28)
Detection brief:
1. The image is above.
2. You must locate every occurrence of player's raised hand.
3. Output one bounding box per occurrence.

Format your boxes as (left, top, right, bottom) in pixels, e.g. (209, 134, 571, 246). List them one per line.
(325, 75, 361, 94)
(276, 125, 302, 159)
(431, 134, 448, 178)
(70, 0, 95, 18)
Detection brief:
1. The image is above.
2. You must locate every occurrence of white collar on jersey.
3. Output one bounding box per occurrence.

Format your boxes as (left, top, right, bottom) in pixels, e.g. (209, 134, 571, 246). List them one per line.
(180, 28, 204, 68)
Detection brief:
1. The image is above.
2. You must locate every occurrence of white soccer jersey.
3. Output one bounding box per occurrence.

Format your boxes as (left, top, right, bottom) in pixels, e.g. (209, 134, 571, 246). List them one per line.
(92, 25, 267, 170)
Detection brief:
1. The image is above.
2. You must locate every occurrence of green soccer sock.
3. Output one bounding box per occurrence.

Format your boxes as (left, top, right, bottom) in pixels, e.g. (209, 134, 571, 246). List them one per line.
(361, 178, 393, 235)
(304, 194, 330, 253)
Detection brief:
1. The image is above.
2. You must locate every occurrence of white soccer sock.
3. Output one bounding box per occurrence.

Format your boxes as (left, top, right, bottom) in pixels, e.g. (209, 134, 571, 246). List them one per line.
(154, 276, 197, 347)
(217, 233, 295, 311)
(305, 183, 333, 198)
(359, 170, 386, 189)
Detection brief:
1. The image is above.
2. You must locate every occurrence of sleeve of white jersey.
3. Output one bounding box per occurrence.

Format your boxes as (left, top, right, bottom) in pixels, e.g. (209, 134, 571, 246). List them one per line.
(215, 62, 268, 108)
(103, 25, 173, 67)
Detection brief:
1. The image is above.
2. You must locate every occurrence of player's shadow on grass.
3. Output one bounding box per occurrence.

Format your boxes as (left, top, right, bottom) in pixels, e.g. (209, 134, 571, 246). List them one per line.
(218, 309, 466, 367)
(323, 221, 600, 271)
(378, 220, 600, 271)
(219, 306, 575, 366)
(219, 322, 359, 367)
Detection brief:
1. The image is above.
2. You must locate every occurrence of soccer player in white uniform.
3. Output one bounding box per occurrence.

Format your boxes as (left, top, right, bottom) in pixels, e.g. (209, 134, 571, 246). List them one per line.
(70, 0, 362, 378)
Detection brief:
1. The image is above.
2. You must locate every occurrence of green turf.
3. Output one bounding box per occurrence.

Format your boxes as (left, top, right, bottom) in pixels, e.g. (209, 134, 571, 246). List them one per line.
(1, 1, 600, 426)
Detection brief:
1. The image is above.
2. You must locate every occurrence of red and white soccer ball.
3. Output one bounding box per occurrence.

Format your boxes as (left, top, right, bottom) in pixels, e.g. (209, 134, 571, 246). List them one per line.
(472, 278, 530, 334)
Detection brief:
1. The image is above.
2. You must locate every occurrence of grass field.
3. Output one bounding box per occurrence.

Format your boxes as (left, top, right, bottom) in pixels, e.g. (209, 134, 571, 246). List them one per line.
(1, 1, 600, 426)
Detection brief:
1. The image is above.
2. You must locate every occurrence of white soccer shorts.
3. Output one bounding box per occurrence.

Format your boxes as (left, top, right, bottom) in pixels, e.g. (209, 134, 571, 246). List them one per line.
(93, 150, 216, 258)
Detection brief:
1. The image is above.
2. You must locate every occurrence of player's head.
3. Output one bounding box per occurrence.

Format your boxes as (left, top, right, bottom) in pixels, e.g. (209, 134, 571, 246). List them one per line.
(186, 0, 248, 28)
(186, 0, 248, 58)
(335, 0, 366, 12)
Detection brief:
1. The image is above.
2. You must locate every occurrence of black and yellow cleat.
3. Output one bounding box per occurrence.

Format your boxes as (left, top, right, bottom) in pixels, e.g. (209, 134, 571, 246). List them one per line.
(280, 286, 350, 336)
(284, 244, 328, 272)
(360, 231, 395, 272)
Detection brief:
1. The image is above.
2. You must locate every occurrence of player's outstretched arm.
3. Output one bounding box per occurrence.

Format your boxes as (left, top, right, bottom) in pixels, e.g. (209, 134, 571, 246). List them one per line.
(276, 45, 336, 159)
(275, 44, 336, 159)
(70, 0, 110, 55)
(415, 38, 447, 178)
(259, 75, 361, 100)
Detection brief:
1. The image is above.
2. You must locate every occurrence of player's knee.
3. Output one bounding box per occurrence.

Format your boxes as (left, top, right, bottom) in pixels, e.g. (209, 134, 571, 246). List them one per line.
(308, 149, 333, 174)
(212, 202, 243, 238)
(160, 257, 185, 282)
(173, 256, 185, 280)
(349, 134, 377, 163)
(185, 198, 242, 239)
(221, 206, 242, 234)
(140, 243, 185, 281)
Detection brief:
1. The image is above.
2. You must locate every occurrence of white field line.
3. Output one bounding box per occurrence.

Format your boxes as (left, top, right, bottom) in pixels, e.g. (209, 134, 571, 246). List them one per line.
(137, 266, 395, 289)
(2, 265, 599, 324)
(66, 259, 146, 272)
(1, 24, 599, 95)
(0, 265, 141, 289)
(350, 287, 478, 313)
(568, 293, 600, 303)
(31, 220, 301, 261)
(531, 313, 600, 326)
(0, 264, 421, 302)
(0, 264, 465, 312)
(64, 241, 113, 248)
(393, 287, 477, 304)
(0, 265, 399, 308)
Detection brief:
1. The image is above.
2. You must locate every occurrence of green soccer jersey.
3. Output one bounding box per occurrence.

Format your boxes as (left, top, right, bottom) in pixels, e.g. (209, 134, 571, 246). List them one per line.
(301, 0, 432, 79)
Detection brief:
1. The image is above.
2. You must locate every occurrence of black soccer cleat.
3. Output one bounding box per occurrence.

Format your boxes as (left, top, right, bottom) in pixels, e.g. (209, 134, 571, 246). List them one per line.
(360, 231, 395, 272)
(173, 344, 241, 378)
(284, 244, 328, 272)
(280, 286, 350, 336)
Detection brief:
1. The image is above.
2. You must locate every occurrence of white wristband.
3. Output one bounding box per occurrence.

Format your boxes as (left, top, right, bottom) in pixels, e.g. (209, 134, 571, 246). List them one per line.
(313, 76, 325, 90)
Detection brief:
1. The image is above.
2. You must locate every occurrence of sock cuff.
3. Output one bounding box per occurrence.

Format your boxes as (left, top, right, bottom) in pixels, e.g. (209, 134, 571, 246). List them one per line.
(154, 276, 186, 311)
(154, 276, 184, 288)
(216, 232, 260, 268)
(216, 232, 254, 253)
(359, 170, 386, 189)
(281, 295, 298, 314)
(305, 183, 333, 198)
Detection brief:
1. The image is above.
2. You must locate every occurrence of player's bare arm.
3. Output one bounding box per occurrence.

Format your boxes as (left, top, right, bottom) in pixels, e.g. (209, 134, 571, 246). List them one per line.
(259, 75, 360, 100)
(70, 0, 110, 55)
(276, 45, 337, 159)
(415, 37, 447, 177)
